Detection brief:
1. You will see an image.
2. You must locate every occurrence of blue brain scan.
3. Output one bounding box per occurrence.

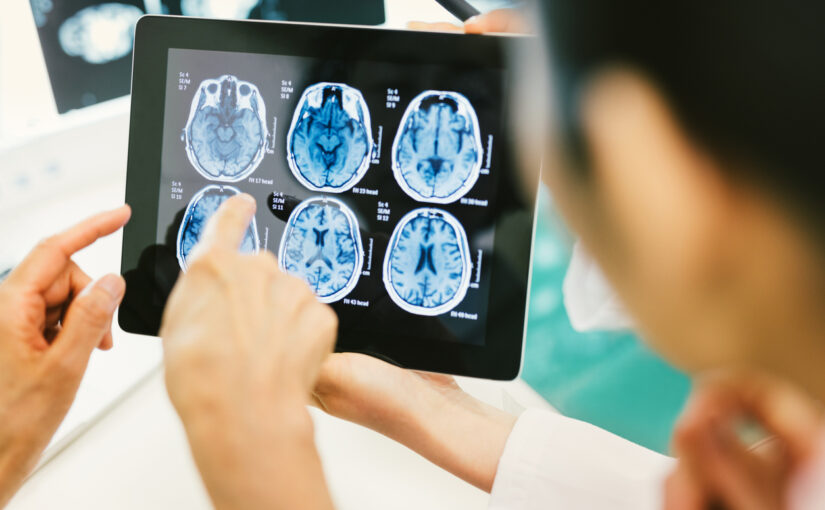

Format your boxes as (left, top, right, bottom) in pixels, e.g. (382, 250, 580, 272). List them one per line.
(184, 75, 268, 182)
(383, 208, 472, 316)
(57, 3, 143, 64)
(392, 91, 483, 204)
(278, 197, 364, 303)
(286, 83, 373, 193)
(176, 185, 260, 271)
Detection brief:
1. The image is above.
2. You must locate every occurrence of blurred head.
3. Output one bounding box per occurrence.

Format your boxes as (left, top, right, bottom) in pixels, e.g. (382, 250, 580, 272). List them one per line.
(516, 2, 825, 380)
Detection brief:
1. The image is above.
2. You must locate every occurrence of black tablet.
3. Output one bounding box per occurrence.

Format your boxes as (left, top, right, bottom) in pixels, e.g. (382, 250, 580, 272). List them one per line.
(120, 16, 539, 380)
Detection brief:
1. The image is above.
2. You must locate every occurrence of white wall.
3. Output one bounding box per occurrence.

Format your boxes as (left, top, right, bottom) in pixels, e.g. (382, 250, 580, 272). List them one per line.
(0, 0, 56, 140)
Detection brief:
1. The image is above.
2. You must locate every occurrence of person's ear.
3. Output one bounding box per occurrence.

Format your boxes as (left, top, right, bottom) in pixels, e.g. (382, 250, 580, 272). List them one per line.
(576, 68, 735, 301)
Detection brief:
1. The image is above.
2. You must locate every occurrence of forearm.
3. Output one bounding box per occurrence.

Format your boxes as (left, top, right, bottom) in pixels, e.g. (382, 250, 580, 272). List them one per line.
(312, 354, 518, 493)
(0, 454, 28, 510)
(182, 403, 334, 510)
(383, 386, 517, 492)
(0, 408, 52, 509)
(0, 442, 41, 509)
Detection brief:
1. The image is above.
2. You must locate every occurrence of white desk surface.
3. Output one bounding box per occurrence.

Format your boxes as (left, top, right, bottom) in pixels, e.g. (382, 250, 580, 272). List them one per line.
(8, 369, 551, 510)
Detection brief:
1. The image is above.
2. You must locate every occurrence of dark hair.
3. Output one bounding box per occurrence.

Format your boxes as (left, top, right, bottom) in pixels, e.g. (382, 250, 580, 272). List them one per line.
(538, 1, 825, 234)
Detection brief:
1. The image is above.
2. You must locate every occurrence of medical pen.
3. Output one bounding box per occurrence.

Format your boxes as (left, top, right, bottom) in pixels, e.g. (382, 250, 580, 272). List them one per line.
(434, 0, 481, 22)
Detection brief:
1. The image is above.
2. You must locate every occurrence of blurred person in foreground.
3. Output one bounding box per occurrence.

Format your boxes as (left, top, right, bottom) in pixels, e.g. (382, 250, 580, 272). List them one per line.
(2, 2, 825, 510)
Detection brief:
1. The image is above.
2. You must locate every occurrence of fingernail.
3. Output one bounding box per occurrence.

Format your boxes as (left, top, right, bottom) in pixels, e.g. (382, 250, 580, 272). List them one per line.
(240, 193, 256, 206)
(465, 15, 480, 24)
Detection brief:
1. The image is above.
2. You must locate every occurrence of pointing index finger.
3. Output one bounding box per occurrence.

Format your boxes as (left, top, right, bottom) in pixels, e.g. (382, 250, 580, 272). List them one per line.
(53, 205, 132, 255)
(9, 205, 132, 290)
(196, 194, 257, 253)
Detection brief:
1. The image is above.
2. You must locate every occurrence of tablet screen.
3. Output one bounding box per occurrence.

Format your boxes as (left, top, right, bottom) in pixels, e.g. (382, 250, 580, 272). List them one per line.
(155, 48, 507, 347)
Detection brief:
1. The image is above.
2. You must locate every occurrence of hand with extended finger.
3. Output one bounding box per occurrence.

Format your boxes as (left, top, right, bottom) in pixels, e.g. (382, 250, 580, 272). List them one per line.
(0, 206, 131, 508)
(160, 194, 337, 510)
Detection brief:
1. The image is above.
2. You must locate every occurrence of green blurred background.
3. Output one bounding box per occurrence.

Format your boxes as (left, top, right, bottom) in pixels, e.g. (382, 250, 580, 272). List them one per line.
(520, 188, 691, 454)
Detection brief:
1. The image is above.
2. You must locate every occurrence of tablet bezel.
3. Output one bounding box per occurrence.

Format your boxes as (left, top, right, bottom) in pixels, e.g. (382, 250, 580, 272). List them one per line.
(120, 16, 538, 380)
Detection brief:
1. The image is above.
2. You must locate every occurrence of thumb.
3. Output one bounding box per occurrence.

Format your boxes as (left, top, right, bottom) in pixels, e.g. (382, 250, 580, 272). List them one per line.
(47, 274, 125, 374)
(464, 9, 529, 34)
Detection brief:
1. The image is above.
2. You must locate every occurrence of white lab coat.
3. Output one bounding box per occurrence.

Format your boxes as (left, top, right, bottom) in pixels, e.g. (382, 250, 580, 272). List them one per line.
(488, 243, 675, 508)
(489, 409, 675, 509)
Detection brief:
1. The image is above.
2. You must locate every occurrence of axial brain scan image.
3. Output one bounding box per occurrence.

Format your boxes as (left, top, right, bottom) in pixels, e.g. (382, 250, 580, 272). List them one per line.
(184, 75, 268, 182)
(392, 91, 483, 204)
(278, 197, 363, 303)
(286, 83, 373, 193)
(176, 185, 260, 270)
(57, 3, 143, 65)
(383, 208, 472, 315)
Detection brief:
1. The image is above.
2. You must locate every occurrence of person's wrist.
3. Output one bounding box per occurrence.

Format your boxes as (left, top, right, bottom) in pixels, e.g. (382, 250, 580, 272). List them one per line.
(417, 380, 516, 435)
(412, 384, 517, 492)
(180, 399, 325, 510)
(180, 397, 316, 484)
(0, 430, 41, 509)
(178, 389, 314, 443)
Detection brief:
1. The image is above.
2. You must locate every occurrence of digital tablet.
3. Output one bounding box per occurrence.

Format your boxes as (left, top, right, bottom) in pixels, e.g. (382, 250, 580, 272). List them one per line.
(120, 16, 539, 380)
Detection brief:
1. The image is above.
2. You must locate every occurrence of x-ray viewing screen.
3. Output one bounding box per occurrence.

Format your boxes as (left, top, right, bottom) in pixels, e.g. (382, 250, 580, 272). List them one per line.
(153, 48, 507, 346)
(29, 1, 384, 113)
(30, 0, 146, 112)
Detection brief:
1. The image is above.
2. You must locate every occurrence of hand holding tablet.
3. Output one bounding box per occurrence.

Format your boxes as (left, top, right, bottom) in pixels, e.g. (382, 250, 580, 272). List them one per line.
(120, 17, 538, 379)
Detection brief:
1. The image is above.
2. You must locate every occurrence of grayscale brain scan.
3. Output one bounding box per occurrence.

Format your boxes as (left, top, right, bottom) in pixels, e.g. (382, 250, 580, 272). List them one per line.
(176, 185, 260, 270)
(286, 82, 373, 193)
(184, 75, 268, 182)
(179, 0, 261, 18)
(383, 208, 472, 316)
(392, 91, 483, 204)
(278, 197, 364, 303)
(30, 0, 57, 28)
(57, 3, 143, 65)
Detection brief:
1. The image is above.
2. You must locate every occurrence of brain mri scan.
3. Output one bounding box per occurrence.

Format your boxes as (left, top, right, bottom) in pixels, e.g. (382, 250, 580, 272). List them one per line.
(31, 0, 54, 28)
(286, 83, 373, 193)
(57, 3, 143, 64)
(383, 208, 472, 316)
(392, 91, 483, 204)
(184, 75, 268, 182)
(179, 0, 261, 18)
(278, 197, 363, 303)
(176, 185, 260, 270)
